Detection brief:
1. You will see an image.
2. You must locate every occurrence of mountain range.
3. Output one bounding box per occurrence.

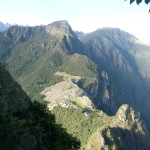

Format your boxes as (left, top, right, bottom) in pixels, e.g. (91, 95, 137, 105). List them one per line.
(1, 20, 150, 149)
(0, 21, 11, 32)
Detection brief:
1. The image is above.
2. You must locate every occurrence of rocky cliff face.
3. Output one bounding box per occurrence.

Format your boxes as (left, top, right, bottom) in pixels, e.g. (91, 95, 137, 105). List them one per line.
(45, 20, 75, 36)
(78, 27, 150, 131)
(0, 21, 98, 102)
(86, 104, 150, 150)
(0, 22, 11, 32)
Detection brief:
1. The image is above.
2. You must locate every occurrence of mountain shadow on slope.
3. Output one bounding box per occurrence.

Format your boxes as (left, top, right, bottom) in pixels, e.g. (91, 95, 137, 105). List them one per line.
(101, 127, 150, 150)
(84, 104, 150, 150)
(0, 63, 80, 150)
(0, 22, 11, 32)
(78, 28, 150, 130)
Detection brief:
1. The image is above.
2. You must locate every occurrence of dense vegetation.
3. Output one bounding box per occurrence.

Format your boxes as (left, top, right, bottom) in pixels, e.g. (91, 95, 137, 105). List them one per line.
(0, 63, 80, 150)
(52, 104, 150, 150)
(0, 24, 97, 102)
(52, 106, 112, 149)
(0, 102, 80, 150)
(1, 20, 150, 149)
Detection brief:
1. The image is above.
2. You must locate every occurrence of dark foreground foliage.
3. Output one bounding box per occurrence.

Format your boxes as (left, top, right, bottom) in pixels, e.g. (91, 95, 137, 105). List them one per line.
(0, 63, 80, 150)
(0, 101, 80, 150)
(125, 0, 150, 5)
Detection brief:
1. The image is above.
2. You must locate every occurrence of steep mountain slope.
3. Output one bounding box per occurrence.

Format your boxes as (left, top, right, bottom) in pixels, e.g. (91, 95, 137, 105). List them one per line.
(79, 28, 150, 129)
(0, 63, 30, 112)
(53, 104, 150, 150)
(1, 62, 149, 150)
(85, 104, 150, 150)
(1, 20, 150, 149)
(0, 20, 97, 101)
(0, 63, 80, 150)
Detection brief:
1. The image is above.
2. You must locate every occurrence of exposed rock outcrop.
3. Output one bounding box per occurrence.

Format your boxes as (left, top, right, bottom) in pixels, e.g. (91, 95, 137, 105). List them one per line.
(85, 104, 150, 150)
(45, 20, 74, 36)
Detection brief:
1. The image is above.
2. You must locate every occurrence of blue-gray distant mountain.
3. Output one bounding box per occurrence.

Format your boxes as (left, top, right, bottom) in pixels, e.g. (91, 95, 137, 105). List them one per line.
(0, 21, 11, 32)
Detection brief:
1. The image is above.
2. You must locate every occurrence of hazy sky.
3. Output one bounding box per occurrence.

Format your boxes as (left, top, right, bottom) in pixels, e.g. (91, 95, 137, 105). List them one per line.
(0, 0, 150, 42)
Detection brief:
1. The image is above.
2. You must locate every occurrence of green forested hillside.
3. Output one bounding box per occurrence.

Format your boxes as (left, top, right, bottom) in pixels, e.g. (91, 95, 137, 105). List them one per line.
(0, 21, 97, 101)
(0, 63, 80, 150)
(52, 106, 111, 149)
(52, 104, 150, 149)
(0, 63, 30, 112)
(1, 62, 149, 150)
(1, 20, 150, 149)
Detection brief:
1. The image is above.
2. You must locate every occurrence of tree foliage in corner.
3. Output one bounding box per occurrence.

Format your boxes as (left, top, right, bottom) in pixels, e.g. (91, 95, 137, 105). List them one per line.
(125, 0, 150, 5)
(125, 0, 150, 12)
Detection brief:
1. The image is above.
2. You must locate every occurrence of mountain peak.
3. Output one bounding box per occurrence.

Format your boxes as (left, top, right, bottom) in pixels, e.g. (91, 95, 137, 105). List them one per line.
(51, 20, 69, 26)
(45, 20, 74, 36)
(95, 27, 137, 41)
(116, 104, 140, 123)
(0, 21, 11, 32)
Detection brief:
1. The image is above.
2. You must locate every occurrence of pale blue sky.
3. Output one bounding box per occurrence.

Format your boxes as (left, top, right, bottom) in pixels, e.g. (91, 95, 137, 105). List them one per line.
(0, 0, 150, 42)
